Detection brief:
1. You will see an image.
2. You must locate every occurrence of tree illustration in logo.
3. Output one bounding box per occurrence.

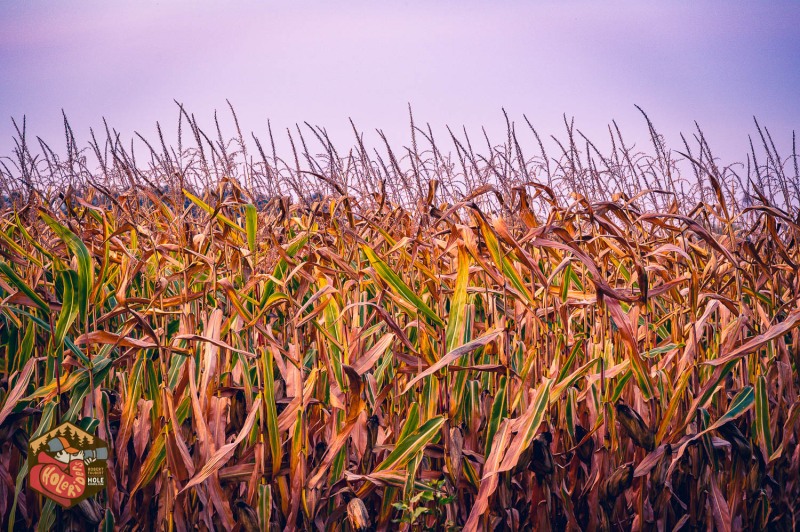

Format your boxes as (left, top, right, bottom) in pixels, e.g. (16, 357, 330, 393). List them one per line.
(28, 422, 108, 508)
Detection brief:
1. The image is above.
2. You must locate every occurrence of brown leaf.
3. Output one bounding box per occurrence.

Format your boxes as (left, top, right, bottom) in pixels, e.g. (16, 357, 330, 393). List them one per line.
(0, 356, 36, 428)
(179, 396, 261, 494)
(704, 307, 800, 367)
(76, 330, 157, 349)
(350, 332, 395, 376)
(174, 333, 256, 358)
(402, 327, 503, 394)
(708, 474, 732, 532)
(132, 399, 153, 461)
(164, 387, 195, 481)
(464, 419, 512, 531)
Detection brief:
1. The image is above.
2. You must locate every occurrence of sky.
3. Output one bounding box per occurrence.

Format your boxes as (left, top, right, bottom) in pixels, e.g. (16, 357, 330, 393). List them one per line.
(1, 1, 799, 170)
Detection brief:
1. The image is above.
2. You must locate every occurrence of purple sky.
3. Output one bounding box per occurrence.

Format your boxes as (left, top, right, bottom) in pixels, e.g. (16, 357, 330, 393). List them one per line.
(1, 1, 799, 168)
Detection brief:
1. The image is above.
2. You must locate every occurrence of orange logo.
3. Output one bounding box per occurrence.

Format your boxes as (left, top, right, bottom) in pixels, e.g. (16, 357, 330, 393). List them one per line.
(28, 422, 108, 508)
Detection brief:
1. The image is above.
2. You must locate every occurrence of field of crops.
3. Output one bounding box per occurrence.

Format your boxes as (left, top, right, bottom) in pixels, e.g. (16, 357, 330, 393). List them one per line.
(0, 116, 799, 530)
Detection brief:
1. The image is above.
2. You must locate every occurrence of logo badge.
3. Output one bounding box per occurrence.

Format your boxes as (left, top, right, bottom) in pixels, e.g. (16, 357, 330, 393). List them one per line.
(28, 422, 108, 508)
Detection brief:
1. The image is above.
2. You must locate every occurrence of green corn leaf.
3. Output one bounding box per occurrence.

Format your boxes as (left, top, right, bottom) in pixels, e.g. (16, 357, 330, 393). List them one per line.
(53, 269, 80, 352)
(14, 211, 53, 261)
(40, 212, 94, 320)
(0, 260, 49, 313)
(183, 189, 246, 233)
(130, 435, 167, 495)
(478, 218, 533, 304)
(102, 509, 115, 532)
(445, 246, 470, 353)
(552, 357, 601, 403)
(262, 348, 283, 479)
(258, 484, 272, 530)
(610, 370, 633, 403)
(16, 318, 36, 372)
(398, 403, 421, 441)
(361, 244, 444, 328)
(37, 501, 56, 532)
(374, 416, 444, 472)
(560, 264, 572, 301)
(498, 378, 552, 473)
(245, 203, 257, 255)
(755, 376, 772, 456)
(703, 386, 756, 435)
(565, 387, 577, 442)
(656, 365, 692, 443)
(262, 234, 308, 303)
(670, 386, 755, 471)
(556, 340, 585, 383)
(0, 225, 44, 267)
(320, 279, 346, 389)
(485, 376, 508, 457)
(643, 342, 684, 359)
(7, 306, 90, 366)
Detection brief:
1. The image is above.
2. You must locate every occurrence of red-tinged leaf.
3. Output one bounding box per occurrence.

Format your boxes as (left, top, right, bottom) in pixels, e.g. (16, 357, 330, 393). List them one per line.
(188, 357, 215, 460)
(209, 395, 230, 453)
(498, 379, 552, 473)
(708, 475, 731, 532)
(277, 369, 318, 432)
(307, 367, 366, 488)
(174, 334, 256, 358)
(0, 356, 36, 427)
(132, 399, 153, 461)
(704, 308, 800, 367)
(633, 444, 669, 478)
(199, 308, 224, 412)
(206, 474, 236, 531)
(464, 419, 512, 531)
(76, 330, 157, 349)
(605, 297, 654, 399)
(306, 417, 361, 489)
(669, 386, 755, 476)
(351, 332, 395, 375)
(401, 327, 503, 394)
(180, 396, 261, 494)
(164, 388, 195, 481)
(770, 401, 800, 463)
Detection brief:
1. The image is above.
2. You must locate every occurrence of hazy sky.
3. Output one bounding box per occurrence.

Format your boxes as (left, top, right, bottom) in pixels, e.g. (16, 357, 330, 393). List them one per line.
(1, 1, 798, 168)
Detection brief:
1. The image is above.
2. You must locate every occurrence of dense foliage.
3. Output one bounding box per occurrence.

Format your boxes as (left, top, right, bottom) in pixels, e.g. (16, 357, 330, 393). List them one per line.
(0, 113, 799, 530)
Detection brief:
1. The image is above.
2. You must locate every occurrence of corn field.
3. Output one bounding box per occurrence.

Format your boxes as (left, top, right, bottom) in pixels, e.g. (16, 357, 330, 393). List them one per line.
(0, 113, 799, 530)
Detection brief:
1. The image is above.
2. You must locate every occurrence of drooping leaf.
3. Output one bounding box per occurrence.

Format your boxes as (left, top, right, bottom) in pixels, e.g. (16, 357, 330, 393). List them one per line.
(361, 244, 444, 328)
